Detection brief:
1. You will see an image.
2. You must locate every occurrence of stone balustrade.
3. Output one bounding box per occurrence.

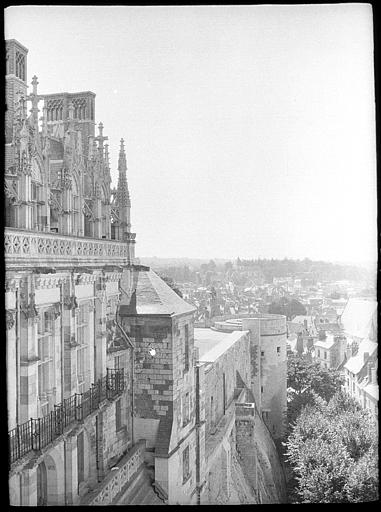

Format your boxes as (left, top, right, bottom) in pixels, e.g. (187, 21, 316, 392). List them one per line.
(4, 228, 135, 268)
(84, 440, 146, 506)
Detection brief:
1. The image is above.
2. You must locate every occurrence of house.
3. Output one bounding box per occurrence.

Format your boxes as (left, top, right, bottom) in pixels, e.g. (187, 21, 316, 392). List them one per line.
(343, 338, 378, 421)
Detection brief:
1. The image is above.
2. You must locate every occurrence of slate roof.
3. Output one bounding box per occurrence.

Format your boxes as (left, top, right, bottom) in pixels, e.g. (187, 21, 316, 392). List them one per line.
(155, 414, 173, 457)
(344, 338, 377, 375)
(119, 268, 196, 317)
(362, 383, 379, 401)
(341, 298, 378, 339)
(314, 334, 338, 350)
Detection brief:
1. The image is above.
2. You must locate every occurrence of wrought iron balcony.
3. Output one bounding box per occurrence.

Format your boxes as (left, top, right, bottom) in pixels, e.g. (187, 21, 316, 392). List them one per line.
(4, 227, 136, 269)
(8, 368, 125, 466)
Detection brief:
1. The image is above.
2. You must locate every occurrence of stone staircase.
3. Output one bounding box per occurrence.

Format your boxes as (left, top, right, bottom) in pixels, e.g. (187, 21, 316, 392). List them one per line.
(116, 464, 165, 505)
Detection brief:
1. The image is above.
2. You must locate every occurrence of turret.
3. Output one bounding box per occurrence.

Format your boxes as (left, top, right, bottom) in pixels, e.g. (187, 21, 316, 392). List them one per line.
(116, 138, 131, 239)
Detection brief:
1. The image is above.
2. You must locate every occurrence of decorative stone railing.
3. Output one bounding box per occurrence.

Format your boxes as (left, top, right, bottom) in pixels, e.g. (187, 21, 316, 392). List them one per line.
(84, 440, 146, 506)
(4, 228, 135, 268)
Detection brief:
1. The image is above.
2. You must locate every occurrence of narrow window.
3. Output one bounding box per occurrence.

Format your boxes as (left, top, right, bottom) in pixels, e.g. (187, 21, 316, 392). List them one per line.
(324, 351, 327, 360)
(115, 399, 122, 431)
(276, 346, 281, 354)
(261, 351, 264, 357)
(77, 432, 84, 485)
(184, 324, 189, 372)
(182, 446, 190, 483)
(182, 392, 190, 426)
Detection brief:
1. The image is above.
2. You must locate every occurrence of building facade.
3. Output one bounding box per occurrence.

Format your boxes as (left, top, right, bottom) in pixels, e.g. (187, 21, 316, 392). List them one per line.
(6, 39, 287, 506)
(6, 38, 137, 506)
(212, 314, 288, 440)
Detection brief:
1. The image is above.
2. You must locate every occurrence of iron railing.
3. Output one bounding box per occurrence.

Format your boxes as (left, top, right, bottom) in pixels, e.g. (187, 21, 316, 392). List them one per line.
(8, 368, 125, 465)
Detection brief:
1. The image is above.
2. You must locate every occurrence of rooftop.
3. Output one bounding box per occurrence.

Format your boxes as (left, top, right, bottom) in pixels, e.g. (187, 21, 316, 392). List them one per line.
(119, 268, 196, 317)
(314, 333, 339, 350)
(341, 298, 377, 339)
(194, 328, 249, 362)
(344, 338, 377, 375)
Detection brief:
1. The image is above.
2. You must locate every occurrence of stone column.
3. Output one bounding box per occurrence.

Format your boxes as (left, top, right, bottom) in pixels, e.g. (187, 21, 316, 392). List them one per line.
(94, 198, 102, 238)
(62, 276, 78, 398)
(64, 434, 79, 505)
(20, 466, 38, 506)
(18, 277, 39, 422)
(6, 310, 17, 430)
(94, 274, 107, 381)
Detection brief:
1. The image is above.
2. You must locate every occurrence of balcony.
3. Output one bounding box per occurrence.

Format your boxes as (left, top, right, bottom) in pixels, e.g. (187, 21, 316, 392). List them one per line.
(8, 368, 125, 466)
(4, 227, 135, 269)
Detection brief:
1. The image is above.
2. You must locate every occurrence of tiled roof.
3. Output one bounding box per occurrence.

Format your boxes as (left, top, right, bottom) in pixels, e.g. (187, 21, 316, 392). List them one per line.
(119, 268, 196, 317)
(155, 415, 173, 457)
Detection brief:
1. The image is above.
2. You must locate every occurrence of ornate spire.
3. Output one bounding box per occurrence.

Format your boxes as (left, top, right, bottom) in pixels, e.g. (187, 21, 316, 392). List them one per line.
(117, 138, 130, 208)
(27, 75, 41, 128)
(104, 143, 110, 166)
(95, 121, 108, 152)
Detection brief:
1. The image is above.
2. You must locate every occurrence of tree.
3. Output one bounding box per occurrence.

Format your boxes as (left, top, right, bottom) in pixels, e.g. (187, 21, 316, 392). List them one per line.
(285, 392, 378, 503)
(268, 298, 306, 320)
(287, 354, 344, 427)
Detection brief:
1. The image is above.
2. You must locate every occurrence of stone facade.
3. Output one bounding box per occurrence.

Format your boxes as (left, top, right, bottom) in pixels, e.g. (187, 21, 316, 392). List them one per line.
(6, 38, 135, 506)
(6, 38, 288, 506)
(212, 314, 287, 439)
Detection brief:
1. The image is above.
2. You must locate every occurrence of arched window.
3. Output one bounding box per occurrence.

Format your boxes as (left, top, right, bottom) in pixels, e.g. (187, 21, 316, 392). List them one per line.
(15, 51, 25, 81)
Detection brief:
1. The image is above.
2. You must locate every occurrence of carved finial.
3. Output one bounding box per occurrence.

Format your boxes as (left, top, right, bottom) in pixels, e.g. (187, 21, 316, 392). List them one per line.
(32, 75, 39, 95)
(95, 121, 108, 150)
(104, 144, 110, 164)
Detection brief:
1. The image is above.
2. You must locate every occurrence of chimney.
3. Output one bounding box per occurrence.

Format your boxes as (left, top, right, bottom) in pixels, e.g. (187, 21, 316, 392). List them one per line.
(363, 352, 369, 364)
(304, 319, 308, 329)
(318, 330, 326, 341)
(371, 366, 377, 385)
(367, 363, 373, 382)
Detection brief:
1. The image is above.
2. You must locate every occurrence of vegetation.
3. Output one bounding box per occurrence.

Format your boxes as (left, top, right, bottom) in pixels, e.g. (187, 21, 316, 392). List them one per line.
(268, 298, 307, 320)
(285, 392, 378, 503)
(286, 354, 344, 429)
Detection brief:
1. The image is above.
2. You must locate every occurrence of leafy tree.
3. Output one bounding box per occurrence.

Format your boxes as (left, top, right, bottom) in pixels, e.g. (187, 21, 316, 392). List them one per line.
(224, 261, 233, 272)
(285, 392, 378, 503)
(268, 298, 306, 320)
(287, 354, 344, 427)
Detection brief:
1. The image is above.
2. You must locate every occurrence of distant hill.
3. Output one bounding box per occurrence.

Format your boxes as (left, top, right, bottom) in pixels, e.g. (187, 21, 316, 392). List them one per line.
(138, 256, 231, 269)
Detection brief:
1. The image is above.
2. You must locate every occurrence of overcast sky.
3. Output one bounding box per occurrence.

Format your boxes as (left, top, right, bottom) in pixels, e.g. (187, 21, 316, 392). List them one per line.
(5, 5, 377, 265)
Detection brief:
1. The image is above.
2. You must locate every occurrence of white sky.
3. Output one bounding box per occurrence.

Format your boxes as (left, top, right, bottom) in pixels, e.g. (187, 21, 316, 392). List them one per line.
(5, 5, 377, 265)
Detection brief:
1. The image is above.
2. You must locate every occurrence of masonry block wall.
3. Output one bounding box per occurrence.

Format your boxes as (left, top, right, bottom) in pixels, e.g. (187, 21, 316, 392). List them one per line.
(120, 310, 198, 504)
(235, 404, 257, 493)
(202, 333, 251, 435)
(242, 315, 287, 439)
